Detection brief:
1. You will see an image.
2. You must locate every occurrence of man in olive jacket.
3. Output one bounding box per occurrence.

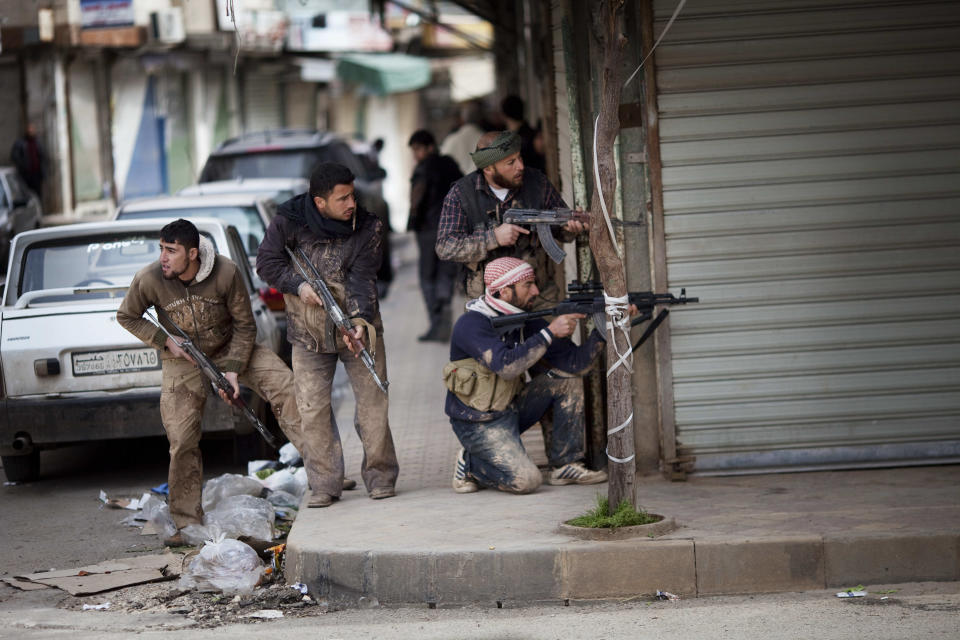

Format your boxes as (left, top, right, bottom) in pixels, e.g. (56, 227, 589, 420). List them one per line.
(117, 219, 328, 543)
(257, 162, 398, 507)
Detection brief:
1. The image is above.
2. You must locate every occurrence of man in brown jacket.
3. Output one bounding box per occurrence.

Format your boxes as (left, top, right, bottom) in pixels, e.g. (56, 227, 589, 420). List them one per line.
(117, 219, 334, 543)
(257, 162, 399, 508)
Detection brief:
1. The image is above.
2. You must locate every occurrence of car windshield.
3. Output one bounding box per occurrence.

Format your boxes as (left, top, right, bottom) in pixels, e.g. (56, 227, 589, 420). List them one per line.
(118, 206, 264, 255)
(15, 231, 214, 305)
(200, 143, 365, 182)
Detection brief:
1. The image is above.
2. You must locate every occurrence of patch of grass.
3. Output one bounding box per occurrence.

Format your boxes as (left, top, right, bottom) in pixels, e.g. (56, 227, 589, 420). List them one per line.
(566, 495, 659, 529)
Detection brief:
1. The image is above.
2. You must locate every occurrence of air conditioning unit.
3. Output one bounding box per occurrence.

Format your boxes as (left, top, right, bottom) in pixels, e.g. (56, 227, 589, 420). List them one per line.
(150, 7, 185, 44)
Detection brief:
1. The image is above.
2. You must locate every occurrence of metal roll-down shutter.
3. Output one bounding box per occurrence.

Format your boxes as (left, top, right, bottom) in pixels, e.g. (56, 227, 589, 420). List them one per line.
(653, 0, 960, 473)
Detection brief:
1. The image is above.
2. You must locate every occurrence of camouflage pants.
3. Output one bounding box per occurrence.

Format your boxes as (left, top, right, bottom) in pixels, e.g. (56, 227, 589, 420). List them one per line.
(291, 336, 398, 498)
(450, 374, 585, 494)
(159, 344, 321, 529)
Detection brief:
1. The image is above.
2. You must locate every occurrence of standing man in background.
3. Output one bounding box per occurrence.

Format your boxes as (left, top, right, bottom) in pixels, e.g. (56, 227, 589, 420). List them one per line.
(407, 129, 463, 342)
(10, 122, 45, 201)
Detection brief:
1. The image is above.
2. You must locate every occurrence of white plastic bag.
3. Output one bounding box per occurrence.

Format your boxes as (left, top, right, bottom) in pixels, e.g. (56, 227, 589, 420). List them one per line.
(181, 523, 224, 547)
(148, 503, 178, 541)
(203, 494, 275, 541)
(139, 495, 166, 522)
(179, 535, 263, 594)
(259, 468, 299, 495)
(266, 489, 300, 509)
(278, 442, 302, 467)
(201, 473, 264, 512)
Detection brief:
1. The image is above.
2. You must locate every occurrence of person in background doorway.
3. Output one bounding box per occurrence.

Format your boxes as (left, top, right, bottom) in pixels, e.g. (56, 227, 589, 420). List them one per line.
(407, 129, 463, 342)
(500, 95, 545, 173)
(10, 122, 45, 201)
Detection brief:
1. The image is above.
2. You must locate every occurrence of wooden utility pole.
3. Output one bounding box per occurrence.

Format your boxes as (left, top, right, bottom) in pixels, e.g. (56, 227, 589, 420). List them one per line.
(587, 0, 633, 513)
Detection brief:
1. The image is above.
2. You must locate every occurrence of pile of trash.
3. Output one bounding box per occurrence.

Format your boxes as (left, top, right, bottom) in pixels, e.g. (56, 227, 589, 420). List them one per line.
(100, 442, 311, 596)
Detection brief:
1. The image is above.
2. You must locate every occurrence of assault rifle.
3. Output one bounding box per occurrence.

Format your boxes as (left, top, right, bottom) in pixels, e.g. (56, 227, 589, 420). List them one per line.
(489, 281, 699, 354)
(285, 246, 389, 394)
(501, 208, 591, 264)
(145, 307, 281, 448)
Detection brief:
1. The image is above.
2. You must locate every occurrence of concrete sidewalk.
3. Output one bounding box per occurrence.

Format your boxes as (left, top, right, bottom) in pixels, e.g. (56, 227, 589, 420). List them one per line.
(287, 235, 960, 606)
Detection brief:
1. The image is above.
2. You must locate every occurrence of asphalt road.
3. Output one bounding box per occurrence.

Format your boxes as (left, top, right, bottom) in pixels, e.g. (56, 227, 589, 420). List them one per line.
(0, 580, 957, 639)
(0, 437, 243, 577)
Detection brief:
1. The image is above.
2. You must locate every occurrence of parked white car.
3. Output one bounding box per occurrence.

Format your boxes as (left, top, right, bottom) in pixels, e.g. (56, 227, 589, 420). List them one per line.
(0, 218, 280, 482)
(177, 177, 308, 204)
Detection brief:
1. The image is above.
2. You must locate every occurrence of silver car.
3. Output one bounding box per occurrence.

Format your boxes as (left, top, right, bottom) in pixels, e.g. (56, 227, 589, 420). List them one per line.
(0, 218, 280, 482)
(177, 177, 308, 204)
(0, 166, 42, 271)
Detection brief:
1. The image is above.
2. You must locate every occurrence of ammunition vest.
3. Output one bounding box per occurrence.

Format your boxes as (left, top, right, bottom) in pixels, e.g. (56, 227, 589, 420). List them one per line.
(442, 357, 524, 413)
(453, 168, 551, 270)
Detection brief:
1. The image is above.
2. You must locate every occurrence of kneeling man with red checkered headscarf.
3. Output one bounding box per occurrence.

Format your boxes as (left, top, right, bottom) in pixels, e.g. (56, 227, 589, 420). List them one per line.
(443, 257, 609, 494)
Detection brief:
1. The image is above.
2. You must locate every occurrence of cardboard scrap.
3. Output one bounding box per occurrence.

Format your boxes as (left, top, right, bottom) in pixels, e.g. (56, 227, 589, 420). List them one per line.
(13, 552, 185, 596)
(99, 490, 152, 510)
(2, 576, 50, 591)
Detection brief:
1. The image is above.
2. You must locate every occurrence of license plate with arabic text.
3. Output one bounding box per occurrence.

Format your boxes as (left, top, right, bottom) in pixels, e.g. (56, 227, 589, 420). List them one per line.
(71, 348, 161, 377)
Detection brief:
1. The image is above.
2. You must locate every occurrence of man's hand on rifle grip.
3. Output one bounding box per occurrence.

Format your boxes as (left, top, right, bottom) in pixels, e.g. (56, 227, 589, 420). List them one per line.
(165, 336, 196, 365)
(343, 325, 365, 357)
(564, 208, 590, 235)
(298, 282, 324, 307)
(218, 371, 241, 405)
(548, 313, 586, 339)
(494, 223, 530, 247)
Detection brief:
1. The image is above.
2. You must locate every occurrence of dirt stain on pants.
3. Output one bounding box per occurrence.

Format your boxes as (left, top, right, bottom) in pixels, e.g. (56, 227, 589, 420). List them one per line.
(291, 336, 398, 498)
(160, 344, 319, 529)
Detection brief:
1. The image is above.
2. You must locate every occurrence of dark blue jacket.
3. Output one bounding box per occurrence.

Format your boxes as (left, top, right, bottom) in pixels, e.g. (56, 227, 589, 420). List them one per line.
(446, 310, 605, 422)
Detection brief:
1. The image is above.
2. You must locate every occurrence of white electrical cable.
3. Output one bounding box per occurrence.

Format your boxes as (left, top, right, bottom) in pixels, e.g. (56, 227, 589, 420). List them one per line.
(604, 292, 633, 377)
(603, 291, 635, 465)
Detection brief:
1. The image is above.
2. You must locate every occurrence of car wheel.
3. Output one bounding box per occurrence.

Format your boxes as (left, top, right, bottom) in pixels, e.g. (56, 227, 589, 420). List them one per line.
(1, 450, 40, 483)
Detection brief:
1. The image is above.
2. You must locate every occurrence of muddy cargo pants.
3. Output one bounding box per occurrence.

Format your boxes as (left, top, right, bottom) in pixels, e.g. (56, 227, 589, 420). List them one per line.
(450, 374, 585, 494)
(291, 336, 399, 498)
(159, 344, 322, 529)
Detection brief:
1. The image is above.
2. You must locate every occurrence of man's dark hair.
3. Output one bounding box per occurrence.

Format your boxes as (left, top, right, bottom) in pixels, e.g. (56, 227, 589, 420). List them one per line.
(501, 95, 525, 121)
(310, 162, 355, 199)
(160, 218, 200, 251)
(408, 129, 436, 148)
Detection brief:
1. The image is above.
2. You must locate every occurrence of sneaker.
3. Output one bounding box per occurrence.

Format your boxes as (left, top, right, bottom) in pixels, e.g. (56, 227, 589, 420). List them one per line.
(452, 448, 479, 493)
(547, 462, 608, 486)
(369, 486, 396, 500)
(307, 492, 334, 508)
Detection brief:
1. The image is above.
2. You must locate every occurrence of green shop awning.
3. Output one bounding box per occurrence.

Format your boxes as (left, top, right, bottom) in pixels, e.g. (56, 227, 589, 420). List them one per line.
(336, 53, 431, 95)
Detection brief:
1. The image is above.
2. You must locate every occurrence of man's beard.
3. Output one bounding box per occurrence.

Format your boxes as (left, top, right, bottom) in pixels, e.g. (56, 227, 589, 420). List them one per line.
(491, 168, 522, 190)
(161, 265, 184, 280)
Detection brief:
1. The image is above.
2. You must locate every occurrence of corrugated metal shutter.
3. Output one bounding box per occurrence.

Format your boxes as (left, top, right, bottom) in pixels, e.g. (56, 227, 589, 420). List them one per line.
(242, 72, 282, 132)
(653, 0, 960, 473)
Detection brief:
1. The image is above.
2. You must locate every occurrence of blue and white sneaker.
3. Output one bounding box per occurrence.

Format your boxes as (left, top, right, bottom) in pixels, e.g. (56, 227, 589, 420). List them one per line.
(548, 461, 608, 486)
(452, 448, 479, 493)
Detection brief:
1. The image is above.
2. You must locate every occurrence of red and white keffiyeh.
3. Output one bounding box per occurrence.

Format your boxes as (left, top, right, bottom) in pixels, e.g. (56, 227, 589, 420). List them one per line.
(483, 257, 534, 315)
